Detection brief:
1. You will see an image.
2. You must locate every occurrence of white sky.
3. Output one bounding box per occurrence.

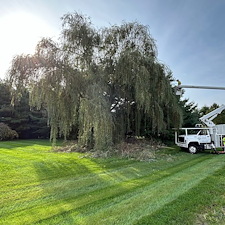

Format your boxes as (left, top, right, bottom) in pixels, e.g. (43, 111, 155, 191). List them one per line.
(0, 0, 225, 108)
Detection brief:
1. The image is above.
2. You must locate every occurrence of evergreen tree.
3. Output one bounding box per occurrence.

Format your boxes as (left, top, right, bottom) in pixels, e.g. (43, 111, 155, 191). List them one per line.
(0, 81, 49, 138)
(0, 82, 14, 127)
(179, 99, 200, 127)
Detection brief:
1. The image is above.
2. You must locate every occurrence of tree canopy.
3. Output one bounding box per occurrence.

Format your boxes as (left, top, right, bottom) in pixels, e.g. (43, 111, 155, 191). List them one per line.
(8, 12, 182, 150)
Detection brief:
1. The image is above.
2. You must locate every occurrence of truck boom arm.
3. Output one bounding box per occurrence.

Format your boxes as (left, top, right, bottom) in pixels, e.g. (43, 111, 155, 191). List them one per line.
(175, 84, 225, 95)
(179, 85, 225, 90)
(199, 104, 225, 127)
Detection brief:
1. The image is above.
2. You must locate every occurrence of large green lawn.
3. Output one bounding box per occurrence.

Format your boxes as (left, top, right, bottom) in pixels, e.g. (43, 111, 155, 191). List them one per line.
(1, 140, 225, 224)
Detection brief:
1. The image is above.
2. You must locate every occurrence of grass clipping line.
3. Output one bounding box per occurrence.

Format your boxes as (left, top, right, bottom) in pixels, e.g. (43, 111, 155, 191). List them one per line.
(54, 138, 164, 161)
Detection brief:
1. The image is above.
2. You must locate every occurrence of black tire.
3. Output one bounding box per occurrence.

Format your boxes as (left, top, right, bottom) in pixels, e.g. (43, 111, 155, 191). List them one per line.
(188, 144, 198, 154)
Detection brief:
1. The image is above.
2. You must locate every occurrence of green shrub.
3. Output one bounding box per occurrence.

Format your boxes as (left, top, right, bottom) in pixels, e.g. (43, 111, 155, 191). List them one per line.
(0, 123, 19, 140)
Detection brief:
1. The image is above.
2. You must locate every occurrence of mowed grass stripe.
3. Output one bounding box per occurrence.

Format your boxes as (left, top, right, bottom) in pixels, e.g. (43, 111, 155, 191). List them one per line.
(1, 153, 219, 224)
(0, 141, 201, 192)
(0, 153, 207, 218)
(0, 149, 207, 204)
(0, 161, 145, 212)
(36, 155, 225, 225)
(0, 155, 139, 192)
(0, 144, 205, 186)
(1, 140, 224, 225)
(134, 166, 225, 225)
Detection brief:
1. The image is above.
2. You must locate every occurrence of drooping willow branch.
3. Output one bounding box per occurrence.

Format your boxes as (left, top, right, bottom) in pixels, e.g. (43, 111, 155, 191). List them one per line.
(8, 12, 182, 150)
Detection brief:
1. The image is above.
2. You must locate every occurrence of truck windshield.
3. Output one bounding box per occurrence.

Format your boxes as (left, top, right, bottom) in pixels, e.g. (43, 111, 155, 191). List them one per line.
(187, 129, 201, 135)
(178, 129, 208, 135)
(187, 129, 208, 135)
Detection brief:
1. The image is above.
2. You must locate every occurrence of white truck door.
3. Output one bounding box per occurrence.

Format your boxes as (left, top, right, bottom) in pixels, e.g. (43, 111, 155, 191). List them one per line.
(197, 130, 211, 143)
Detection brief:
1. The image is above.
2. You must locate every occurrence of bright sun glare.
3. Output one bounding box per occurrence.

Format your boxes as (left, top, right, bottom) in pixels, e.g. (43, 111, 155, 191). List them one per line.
(0, 11, 57, 77)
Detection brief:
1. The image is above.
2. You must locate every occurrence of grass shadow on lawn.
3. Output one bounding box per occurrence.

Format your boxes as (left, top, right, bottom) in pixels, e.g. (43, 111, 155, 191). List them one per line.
(31, 147, 225, 225)
(2, 141, 225, 225)
(32, 153, 155, 224)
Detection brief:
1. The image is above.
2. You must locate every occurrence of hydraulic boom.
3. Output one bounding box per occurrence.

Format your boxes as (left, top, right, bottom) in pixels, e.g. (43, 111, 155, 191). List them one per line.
(175, 84, 225, 95)
(199, 104, 225, 127)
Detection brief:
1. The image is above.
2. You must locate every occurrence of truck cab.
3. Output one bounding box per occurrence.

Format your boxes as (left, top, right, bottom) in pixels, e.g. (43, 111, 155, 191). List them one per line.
(175, 128, 212, 154)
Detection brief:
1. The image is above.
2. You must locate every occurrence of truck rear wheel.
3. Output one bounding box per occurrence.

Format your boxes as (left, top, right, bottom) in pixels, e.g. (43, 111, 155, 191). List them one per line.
(188, 144, 198, 154)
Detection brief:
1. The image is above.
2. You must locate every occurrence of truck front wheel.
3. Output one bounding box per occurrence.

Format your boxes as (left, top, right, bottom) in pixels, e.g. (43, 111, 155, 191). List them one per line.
(188, 144, 198, 154)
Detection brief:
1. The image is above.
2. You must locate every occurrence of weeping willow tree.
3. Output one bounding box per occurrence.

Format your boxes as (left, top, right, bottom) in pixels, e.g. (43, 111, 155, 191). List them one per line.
(8, 12, 182, 150)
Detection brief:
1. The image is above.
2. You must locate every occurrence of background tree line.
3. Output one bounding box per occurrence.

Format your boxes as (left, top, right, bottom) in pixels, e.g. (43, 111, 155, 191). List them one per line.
(0, 81, 49, 139)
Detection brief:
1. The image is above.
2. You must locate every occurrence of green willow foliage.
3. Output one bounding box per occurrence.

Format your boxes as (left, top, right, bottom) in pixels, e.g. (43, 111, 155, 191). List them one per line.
(8, 12, 182, 150)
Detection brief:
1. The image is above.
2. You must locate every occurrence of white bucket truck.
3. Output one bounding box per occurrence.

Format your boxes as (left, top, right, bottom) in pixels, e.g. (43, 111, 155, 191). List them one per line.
(175, 104, 225, 154)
